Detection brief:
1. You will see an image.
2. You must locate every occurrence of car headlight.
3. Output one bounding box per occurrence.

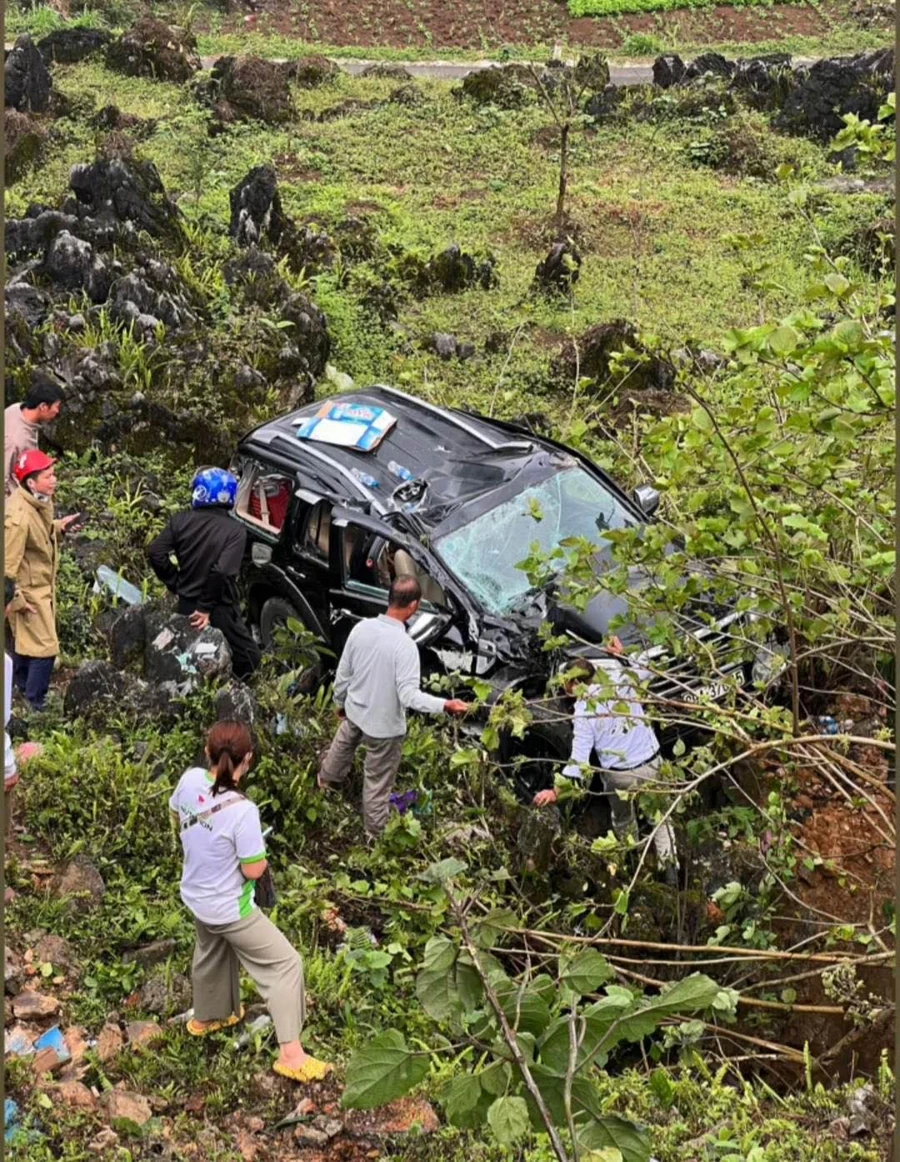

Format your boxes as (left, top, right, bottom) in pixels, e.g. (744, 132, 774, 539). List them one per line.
(752, 640, 789, 688)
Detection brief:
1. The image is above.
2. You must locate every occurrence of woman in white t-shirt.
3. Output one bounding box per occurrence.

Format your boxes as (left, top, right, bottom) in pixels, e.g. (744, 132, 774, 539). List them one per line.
(169, 720, 331, 1083)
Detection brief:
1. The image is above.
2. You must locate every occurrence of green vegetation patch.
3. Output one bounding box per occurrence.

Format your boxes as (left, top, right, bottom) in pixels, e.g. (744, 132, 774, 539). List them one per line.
(568, 0, 776, 17)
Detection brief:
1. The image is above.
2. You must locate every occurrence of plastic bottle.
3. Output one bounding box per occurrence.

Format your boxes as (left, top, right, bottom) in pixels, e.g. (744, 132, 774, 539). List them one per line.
(94, 565, 143, 606)
(350, 468, 379, 489)
(387, 460, 413, 482)
(234, 1014, 273, 1048)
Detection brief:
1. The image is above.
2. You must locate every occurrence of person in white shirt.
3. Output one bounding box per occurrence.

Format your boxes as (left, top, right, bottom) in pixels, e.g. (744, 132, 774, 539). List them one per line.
(318, 576, 469, 838)
(533, 638, 678, 879)
(170, 720, 332, 1083)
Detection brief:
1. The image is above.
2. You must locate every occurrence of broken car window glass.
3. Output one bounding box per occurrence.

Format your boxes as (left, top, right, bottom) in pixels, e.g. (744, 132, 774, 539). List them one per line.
(434, 467, 635, 615)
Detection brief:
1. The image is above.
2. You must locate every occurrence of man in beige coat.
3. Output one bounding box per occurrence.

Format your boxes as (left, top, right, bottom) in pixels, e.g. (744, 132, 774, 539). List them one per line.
(4, 451, 79, 710)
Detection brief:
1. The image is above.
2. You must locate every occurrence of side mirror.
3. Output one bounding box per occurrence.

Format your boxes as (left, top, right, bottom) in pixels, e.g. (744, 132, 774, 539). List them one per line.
(633, 484, 660, 517)
(251, 543, 272, 566)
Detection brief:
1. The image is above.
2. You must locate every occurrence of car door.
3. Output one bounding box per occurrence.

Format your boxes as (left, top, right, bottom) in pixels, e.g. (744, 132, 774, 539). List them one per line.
(283, 490, 338, 636)
(327, 508, 466, 654)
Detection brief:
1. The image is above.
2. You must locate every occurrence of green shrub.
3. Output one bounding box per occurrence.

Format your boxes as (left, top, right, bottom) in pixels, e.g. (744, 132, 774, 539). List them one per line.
(568, 0, 773, 16)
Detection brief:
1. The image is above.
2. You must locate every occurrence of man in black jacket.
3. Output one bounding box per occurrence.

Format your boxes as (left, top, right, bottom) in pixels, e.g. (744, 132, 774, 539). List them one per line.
(147, 467, 261, 679)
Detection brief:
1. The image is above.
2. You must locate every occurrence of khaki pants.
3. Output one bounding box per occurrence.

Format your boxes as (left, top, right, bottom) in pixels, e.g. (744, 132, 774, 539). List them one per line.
(319, 718, 404, 837)
(192, 910, 305, 1044)
(603, 756, 678, 867)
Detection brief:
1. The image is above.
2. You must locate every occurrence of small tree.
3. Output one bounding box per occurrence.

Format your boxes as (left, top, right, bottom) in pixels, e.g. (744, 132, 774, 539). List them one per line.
(529, 55, 610, 233)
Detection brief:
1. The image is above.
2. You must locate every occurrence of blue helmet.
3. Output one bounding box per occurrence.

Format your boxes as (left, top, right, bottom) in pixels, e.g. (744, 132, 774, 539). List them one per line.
(191, 467, 237, 510)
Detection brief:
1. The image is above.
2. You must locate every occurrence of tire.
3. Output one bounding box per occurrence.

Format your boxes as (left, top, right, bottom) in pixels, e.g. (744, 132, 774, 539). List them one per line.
(259, 597, 301, 650)
(259, 596, 323, 694)
(506, 726, 568, 803)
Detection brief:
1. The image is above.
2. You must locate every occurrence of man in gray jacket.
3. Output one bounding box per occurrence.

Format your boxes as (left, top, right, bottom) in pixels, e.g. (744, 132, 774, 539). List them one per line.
(318, 576, 469, 837)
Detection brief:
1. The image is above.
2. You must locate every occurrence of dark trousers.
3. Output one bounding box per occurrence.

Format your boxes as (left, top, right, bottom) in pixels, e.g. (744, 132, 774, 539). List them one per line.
(176, 599, 261, 680)
(12, 653, 56, 710)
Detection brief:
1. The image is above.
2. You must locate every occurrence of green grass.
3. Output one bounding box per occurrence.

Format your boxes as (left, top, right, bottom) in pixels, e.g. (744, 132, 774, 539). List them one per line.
(569, 0, 773, 17)
(7, 55, 886, 447)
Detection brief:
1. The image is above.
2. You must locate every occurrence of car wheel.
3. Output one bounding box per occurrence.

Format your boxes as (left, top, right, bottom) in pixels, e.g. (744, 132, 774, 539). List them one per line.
(259, 597, 301, 649)
(259, 597, 323, 694)
(509, 727, 566, 803)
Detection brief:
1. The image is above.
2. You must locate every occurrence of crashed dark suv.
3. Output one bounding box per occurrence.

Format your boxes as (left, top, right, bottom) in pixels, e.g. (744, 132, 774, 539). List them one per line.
(231, 386, 780, 797)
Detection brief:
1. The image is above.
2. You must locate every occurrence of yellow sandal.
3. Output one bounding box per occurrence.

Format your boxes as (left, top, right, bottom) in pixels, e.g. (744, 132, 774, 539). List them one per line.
(273, 1056, 333, 1083)
(186, 1007, 245, 1037)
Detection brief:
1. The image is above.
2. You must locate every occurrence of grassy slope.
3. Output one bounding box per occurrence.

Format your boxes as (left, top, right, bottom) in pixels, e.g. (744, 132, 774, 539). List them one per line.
(4, 47, 894, 1162)
(7, 60, 881, 422)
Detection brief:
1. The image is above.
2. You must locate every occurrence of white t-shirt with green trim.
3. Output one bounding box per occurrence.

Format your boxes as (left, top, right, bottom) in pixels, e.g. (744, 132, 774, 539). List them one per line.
(169, 767, 266, 926)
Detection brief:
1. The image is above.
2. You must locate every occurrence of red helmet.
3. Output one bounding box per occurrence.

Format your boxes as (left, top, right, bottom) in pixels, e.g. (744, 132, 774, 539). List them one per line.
(14, 449, 55, 484)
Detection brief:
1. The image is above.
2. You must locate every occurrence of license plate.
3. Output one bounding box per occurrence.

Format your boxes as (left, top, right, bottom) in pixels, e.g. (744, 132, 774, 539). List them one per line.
(682, 681, 727, 704)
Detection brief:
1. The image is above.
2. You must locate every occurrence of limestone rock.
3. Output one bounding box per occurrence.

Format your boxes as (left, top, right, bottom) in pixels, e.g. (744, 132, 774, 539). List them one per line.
(4, 109, 47, 184)
(5, 35, 52, 114)
(54, 1081, 98, 1111)
(12, 990, 61, 1019)
(106, 19, 200, 84)
(533, 240, 582, 295)
(102, 1089, 152, 1126)
(144, 613, 232, 692)
(122, 939, 176, 968)
(37, 28, 112, 65)
(54, 855, 106, 912)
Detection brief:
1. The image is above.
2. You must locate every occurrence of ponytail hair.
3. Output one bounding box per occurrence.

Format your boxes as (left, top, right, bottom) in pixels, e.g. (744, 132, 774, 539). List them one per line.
(206, 720, 253, 797)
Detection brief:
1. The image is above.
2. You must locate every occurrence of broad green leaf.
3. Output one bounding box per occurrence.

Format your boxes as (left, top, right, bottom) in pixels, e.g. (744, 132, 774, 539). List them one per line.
(342, 1029, 429, 1109)
(539, 993, 633, 1072)
(824, 272, 850, 297)
(494, 981, 552, 1037)
(577, 1115, 651, 1162)
(612, 973, 722, 1043)
(449, 748, 479, 769)
(769, 325, 799, 355)
(479, 1059, 512, 1096)
(422, 857, 466, 884)
(649, 1068, 674, 1107)
(530, 1065, 603, 1127)
(415, 936, 460, 1022)
(487, 1095, 530, 1144)
(561, 949, 614, 995)
(471, 908, 518, 949)
(440, 1073, 492, 1129)
(455, 952, 485, 1014)
(691, 407, 712, 432)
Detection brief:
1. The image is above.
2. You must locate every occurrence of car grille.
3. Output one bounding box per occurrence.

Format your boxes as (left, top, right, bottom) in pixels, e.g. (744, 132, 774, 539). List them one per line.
(644, 615, 749, 709)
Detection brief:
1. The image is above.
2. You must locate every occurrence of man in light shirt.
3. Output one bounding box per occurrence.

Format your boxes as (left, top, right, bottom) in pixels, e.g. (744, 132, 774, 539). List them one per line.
(534, 637, 678, 881)
(318, 576, 469, 838)
(4, 375, 65, 497)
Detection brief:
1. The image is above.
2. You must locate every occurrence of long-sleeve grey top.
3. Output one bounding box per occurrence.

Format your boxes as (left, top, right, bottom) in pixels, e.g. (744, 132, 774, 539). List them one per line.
(333, 614, 446, 738)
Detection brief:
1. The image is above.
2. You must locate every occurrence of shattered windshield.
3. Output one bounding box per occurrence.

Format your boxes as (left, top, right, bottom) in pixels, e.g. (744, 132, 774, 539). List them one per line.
(434, 466, 636, 615)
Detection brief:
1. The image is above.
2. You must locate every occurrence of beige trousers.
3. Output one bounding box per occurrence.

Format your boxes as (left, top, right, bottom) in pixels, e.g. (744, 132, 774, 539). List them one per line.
(603, 756, 678, 866)
(319, 718, 405, 837)
(192, 909, 305, 1044)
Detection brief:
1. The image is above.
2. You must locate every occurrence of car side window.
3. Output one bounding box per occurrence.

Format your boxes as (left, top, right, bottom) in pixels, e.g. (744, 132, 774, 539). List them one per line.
(346, 534, 447, 609)
(300, 501, 331, 560)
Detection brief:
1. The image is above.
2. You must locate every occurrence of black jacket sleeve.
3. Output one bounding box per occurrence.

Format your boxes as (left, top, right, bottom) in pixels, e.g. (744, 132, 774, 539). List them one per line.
(198, 523, 246, 611)
(147, 518, 180, 593)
